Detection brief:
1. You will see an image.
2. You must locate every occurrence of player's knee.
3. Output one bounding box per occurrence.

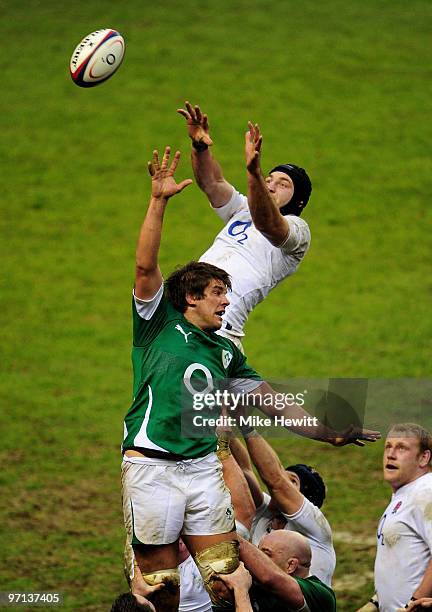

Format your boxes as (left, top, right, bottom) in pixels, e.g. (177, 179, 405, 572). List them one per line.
(194, 540, 239, 609)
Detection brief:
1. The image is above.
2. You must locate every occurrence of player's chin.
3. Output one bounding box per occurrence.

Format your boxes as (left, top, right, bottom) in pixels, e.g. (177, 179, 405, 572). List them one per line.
(383, 468, 399, 482)
(210, 315, 223, 331)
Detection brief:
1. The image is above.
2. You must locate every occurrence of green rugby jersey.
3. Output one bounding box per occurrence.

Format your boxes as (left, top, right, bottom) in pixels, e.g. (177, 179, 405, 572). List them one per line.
(251, 575, 336, 611)
(122, 286, 261, 458)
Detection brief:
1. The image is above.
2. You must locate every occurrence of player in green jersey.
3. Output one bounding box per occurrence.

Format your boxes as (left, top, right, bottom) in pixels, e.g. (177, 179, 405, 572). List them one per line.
(122, 147, 263, 611)
(121, 146, 380, 611)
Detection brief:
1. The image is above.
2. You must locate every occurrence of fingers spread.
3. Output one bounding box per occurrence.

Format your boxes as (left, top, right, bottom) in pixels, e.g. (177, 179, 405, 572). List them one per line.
(177, 178, 193, 192)
(177, 108, 190, 120)
(185, 101, 196, 121)
(195, 105, 203, 122)
(152, 149, 160, 170)
(169, 150, 181, 173)
(161, 146, 171, 170)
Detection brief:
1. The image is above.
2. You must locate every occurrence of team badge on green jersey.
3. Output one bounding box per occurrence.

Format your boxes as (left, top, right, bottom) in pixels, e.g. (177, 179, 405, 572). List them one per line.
(222, 349, 233, 369)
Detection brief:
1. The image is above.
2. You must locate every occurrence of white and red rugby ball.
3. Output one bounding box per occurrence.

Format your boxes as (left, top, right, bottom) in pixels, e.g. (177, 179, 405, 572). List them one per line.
(70, 29, 125, 87)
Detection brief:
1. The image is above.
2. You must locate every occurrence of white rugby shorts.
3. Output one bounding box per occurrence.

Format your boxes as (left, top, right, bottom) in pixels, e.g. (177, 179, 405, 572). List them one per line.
(122, 452, 235, 545)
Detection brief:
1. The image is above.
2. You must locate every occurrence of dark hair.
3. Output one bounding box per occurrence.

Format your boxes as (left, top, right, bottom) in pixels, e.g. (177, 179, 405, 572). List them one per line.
(111, 593, 154, 612)
(269, 164, 312, 216)
(285, 464, 326, 508)
(165, 261, 231, 313)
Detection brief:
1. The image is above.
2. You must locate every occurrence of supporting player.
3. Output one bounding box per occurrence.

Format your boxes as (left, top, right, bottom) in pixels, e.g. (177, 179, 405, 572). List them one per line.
(178, 101, 312, 349)
(233, 427, 335, 586)
(240, 530, 336, 611)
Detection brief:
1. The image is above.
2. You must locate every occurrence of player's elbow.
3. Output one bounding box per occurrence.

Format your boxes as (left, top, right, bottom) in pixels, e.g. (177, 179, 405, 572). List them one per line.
(261, 469, 287, 492)
(135, 262, 157, 277)
(255, 223, 289, 247)
(262, 574, 304, 608)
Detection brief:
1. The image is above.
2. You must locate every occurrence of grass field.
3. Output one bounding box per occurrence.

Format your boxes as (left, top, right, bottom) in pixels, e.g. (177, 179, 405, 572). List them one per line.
(1, 0, 431, 609)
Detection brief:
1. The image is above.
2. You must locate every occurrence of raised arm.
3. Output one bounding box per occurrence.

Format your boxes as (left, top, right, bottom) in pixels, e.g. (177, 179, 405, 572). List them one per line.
(243, 381, 381, 447)
(229, 437, 264, 508)
(245, 122, 290, 246)
(217, 432, 257, 532)
(177, 101, 233, 207)
(135, 147, 192, 300)
(241, 430, 304, 516)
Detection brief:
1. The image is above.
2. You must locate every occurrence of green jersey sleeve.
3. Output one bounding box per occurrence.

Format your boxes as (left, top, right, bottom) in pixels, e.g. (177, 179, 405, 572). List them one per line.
(295, 576, 336, 612)
(227, 341, 262, 383)
(132, 284, 171, 347)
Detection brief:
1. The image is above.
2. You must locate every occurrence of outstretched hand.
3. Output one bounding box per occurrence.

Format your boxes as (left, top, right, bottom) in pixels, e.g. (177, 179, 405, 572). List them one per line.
(245, 121, 263, 174)
(177, 101, 213, 146)
(329, 425, 381, 447)
(148, 147, 192, 200)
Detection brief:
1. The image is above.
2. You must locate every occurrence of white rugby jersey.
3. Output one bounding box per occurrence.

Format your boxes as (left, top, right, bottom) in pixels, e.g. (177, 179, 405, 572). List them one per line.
(375, 472, 432, 612)
(250, 492, 336, 587)
(199, 189, 311, 336)
(179, 554, 212, 612)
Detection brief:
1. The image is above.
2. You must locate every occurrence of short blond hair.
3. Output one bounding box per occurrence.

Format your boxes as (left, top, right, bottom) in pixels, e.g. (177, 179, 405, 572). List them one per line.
(388, 422, 432, 464)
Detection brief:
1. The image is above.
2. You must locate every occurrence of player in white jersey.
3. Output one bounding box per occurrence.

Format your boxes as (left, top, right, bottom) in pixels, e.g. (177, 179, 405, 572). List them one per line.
(228, 428, 335, 587)
(357, 423, 432, 612)
(178, 102, 312, 347)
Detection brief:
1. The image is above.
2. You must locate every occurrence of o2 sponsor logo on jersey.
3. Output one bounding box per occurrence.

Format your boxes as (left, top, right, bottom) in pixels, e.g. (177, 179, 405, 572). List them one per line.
(228, 220, 252, 244)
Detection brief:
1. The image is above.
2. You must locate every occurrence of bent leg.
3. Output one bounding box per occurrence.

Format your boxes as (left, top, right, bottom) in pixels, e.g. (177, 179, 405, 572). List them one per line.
(183, 532, 239, 609)
(133, 542, 180, 612)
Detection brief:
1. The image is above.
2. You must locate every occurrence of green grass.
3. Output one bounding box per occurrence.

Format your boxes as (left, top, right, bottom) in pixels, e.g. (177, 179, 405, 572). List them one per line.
(1, 0, 431, 609)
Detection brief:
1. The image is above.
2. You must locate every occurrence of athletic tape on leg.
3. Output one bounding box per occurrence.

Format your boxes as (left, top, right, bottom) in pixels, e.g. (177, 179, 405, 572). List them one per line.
(194, 540, 239, 608)
(142, 568, 180, 588)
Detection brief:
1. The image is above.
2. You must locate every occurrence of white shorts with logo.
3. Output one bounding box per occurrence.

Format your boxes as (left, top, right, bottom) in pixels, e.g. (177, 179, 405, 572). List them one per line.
(122, 452, 235, 545)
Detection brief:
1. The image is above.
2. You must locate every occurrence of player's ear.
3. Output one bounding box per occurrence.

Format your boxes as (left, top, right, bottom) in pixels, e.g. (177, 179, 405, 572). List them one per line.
(185, 293, 198, 308)
(419, 449, 431, 468)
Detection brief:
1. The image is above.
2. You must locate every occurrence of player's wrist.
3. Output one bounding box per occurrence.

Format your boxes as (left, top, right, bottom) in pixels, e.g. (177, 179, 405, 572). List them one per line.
(150, 194, 169, 205)
(192, 140, 209, 152)
(240, 424, 259, 439)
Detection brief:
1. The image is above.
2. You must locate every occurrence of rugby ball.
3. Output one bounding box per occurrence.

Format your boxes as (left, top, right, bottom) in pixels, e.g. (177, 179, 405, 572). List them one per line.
(70, 29, 125, 87)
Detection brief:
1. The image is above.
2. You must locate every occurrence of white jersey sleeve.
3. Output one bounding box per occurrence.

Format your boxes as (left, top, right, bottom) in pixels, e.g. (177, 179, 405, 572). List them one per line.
(280, 497, 336, 586)
(212, 188, 249, 223)
(133, 284, 164, 320)
(250, 492, 335, 587)
(279, 216, 311, 255)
